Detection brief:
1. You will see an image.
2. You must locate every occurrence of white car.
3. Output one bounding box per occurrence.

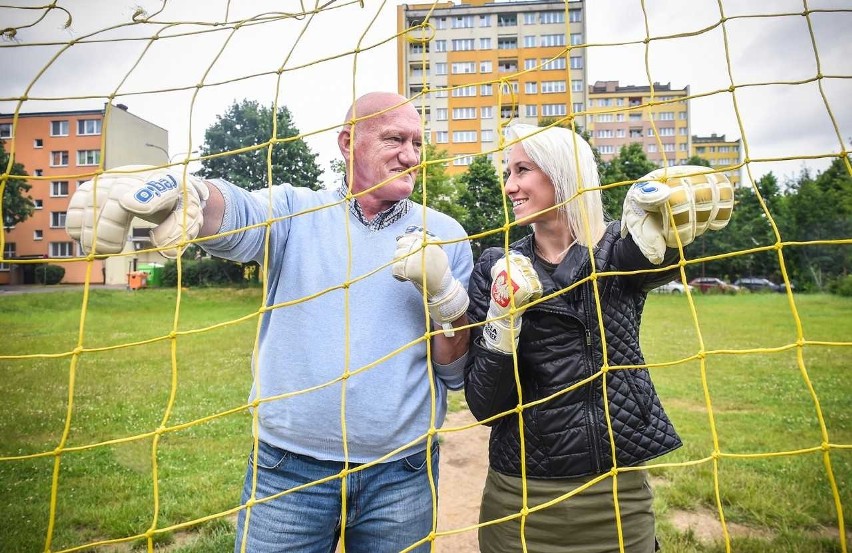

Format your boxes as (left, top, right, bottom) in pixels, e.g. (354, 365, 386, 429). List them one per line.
(651, 281, 694, 294)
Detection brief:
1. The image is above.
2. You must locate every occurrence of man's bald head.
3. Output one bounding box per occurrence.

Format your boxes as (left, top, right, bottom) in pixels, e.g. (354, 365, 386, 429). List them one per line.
(343, 92, 417, 131)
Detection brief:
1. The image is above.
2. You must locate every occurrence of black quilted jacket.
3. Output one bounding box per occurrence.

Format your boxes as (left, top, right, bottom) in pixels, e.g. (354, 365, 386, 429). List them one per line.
(464, 222, 683, 478)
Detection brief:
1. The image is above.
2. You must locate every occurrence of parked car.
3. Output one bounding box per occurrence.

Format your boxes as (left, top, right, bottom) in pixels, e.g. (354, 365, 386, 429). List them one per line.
(733, 277, 786, 293)
(651, 280, 694, 294)
(688, 277, 740, 294)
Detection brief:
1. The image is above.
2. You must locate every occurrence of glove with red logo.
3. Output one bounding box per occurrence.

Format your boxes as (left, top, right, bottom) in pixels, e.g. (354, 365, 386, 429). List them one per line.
(392, 226, 470, 336)
(66, 165, 209, 259)
(620, 165, 734, 264)
(482, 252, 542, 354)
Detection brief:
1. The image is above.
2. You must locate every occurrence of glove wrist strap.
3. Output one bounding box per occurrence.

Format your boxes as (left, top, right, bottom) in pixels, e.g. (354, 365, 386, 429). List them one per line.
(482, 306, 522, 354)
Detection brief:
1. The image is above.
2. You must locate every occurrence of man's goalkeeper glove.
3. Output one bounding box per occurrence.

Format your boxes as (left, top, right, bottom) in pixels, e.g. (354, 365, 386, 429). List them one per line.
(66, 164, 210, 259)
(392, 226, 470, 336)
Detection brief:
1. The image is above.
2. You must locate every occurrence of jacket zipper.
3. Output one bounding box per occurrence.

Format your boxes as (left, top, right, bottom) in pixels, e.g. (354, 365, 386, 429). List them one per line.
(580, 286, 603, 474)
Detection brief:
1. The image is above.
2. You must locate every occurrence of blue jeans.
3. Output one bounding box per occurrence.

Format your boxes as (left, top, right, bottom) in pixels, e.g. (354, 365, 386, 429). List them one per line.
(234, 440, 440, 553)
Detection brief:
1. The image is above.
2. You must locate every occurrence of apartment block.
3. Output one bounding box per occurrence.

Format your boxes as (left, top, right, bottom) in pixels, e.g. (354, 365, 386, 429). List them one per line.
(586, 80, 690, 167)
(0, 104, 169, 286)
(397, 0, 587, 176)
(692, 133, 742, 187)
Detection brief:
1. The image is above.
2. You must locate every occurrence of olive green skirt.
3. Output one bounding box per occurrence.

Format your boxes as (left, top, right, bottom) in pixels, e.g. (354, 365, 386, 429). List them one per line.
(478, 468, 656, 553)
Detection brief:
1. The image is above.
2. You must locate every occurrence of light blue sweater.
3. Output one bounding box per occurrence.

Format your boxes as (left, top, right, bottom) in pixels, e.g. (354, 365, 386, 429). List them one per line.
(202, 180, 473, 463)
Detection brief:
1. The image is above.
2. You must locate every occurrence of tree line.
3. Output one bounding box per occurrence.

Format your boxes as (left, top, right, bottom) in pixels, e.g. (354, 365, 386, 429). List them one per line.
(3, 100, 849, 293)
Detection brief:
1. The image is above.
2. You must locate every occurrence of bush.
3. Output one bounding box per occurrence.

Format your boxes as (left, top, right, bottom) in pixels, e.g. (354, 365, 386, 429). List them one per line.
(160, 257, 246, 287)
(828, 274, 852, 297)
(34, 264, 65, 285)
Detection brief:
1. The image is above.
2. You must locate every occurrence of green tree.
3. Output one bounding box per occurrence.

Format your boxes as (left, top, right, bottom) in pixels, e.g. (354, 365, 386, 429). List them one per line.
(684, 155, 712, 167)
(1, 141, 34, 227)
(197, 99, 323, 191)
(457, 155, 528, 258)
(409, 143, 466, 222)
(598, 143, 659, 218)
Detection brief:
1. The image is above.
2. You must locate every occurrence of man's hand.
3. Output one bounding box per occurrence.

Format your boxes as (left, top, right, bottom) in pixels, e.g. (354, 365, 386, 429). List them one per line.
(66, 165, 210, 259)
(620, 165, 734, 264)
(392, 226, 469, 336)
(482, 252, 542, 354)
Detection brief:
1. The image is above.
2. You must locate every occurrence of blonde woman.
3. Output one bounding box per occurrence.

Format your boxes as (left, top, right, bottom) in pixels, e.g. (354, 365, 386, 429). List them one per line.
(464, 124, 733, 552)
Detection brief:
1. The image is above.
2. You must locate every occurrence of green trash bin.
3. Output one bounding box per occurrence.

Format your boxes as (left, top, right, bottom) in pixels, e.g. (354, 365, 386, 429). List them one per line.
(138, 263, 164, 287)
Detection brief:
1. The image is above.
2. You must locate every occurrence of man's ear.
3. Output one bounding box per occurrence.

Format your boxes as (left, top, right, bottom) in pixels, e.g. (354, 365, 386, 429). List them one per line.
(338, 127, 352, 162)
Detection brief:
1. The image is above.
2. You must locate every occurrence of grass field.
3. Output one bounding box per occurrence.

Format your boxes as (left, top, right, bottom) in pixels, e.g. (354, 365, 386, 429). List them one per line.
(0, 287, 849, 552)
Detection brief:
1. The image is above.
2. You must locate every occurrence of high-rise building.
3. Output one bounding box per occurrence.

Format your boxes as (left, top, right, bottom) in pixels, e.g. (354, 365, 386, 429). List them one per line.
(397, 0, 587, 176)
(692, 133, 742, 187)
(586, 80, 691, 167)
(0, 104, 169, 285)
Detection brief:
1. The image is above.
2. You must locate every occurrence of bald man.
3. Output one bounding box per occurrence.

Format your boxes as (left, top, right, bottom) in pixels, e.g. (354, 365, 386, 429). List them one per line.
(197, 92, 473, 552)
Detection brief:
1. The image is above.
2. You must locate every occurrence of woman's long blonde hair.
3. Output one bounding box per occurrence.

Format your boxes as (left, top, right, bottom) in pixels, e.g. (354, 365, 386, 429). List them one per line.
(506, 123, 607, 247)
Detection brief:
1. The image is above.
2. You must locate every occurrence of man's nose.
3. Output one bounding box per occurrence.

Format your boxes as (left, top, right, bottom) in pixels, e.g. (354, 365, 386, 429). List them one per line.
(398, 141, 419, 165)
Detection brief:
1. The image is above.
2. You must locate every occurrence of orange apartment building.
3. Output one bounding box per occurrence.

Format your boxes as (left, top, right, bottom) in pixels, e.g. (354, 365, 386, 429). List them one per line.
(586, 80, 691, 167)
(692, 133, 742, 187)
(397, 0, 587, 176)
(0, 103, 170, 286)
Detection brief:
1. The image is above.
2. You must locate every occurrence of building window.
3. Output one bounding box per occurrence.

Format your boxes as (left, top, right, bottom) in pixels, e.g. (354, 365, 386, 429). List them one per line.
(629, 128, 643, 138)
(481, 129, 494, 142)
(571, 80, 583, 92)
(497, 14, 517, 26)
(570, 56, 583, 69)
(541, 104, 566, 117)
(498, 37, 518, 49)
(542, 58, 566, 70)
(452, 155, 474, 166)
(50, 120, 69, 136)
(77, 149, 100, 166)
(659, 111, 675, 121)
(34, 169, 43, 176)
(500, 105, 519, 119)
(524, 58, 537, 70)
(569, 9, 582, 22)
(541, 80, 566, 94)
(647, 144, 658, 153)
(501, 81, 519, 94)
(434, 40, 446, 52)
(679, 127, 688, 135)
(33, 138, 43, 148)
(435, 131, 449, 144)
(525, 105, 538, 117)
(34, 199, 43, 209)
(480, 60, 492, 73)
(436, 108, 448, 121)
(453, 131, 477, 143)
(77, 119, 102, 135)
(51, 151, 69, 167)
(598, 98, 612, 107)
(452, 85, 477, 97)
(599, 145, 615, 154)
(451, 39, 475, 51)
(34, 230, 43, 241)
(50, 211, 67, 228)
(523, 35, 537, 48)
(525, 82, 538, 94)
(659, 127, 675, 136)
(570, 33, 583, 46)
(481, 106, 494, 119)
(480, 37, 492, 49)
(0, 123, 11, 139)
(480, 14, 491, 27)
(572, 102, 584, 113)
(435, 17, 447, 30)
(540, 11, 564, 24)
(452, 107, 477, 120)
(452, 62, 476, 74)
(0, 242, 14, 271)
(480, 84, 494, 97)
(50, 181, 69, 197)
(596, 129, 614, 138)
(435, 62, 447, 75)
(435, 88, 448, 98)
(616, 129, 626, 138)
(498, 59, 518, 73)
(596, 114, 614, 123)
(523, 12, 536, 25)
(453, 15, 473, 28)
(540, 34, 566, 47)
(50, 242, 75, 258)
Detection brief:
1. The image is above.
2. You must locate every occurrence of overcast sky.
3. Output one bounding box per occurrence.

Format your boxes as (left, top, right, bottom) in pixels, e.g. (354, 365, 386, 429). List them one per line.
(1, 0, 849, 188)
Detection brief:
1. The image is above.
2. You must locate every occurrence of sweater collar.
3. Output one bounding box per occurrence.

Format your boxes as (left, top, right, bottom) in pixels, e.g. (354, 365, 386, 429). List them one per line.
(336, 180, 413, 231)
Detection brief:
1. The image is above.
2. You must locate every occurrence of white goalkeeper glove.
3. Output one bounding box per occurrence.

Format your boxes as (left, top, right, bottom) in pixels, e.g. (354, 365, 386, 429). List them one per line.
(620, 165, 734, 265)
(392, 225, 469, 337)
(66, 164, 210, 260)
(482, 252, 542, 354)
